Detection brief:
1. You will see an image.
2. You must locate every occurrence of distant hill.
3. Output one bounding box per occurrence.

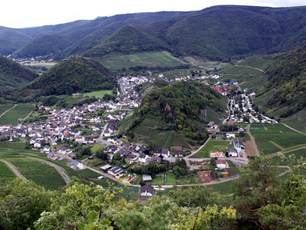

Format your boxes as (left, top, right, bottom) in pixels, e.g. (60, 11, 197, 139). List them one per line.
(0, 55, 37, 93)
(2, 6, 306, 61)
(259, 46, 306, 118)
(25, 56, 114, 96)
(85, 25, 171, 57)
(124, 81, 227, 146)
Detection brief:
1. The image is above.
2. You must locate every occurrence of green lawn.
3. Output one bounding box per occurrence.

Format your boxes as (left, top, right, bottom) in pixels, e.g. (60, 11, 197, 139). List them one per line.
(0, 104, 14, 115)
(191, 139, 230, 158)
(84, 90, 113, 99)
(0, 104, 33, 125)
(282, 109, 306, 134)
(206, 180, 234, 194)
(79, 169, 102, 178)
(0, 161, 16, 186)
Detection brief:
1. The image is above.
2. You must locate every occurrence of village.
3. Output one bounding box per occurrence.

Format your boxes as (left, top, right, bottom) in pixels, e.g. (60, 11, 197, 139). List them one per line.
(0, 73, 274, 197)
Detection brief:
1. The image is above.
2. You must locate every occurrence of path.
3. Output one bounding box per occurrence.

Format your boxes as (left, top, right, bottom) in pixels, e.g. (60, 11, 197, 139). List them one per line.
(0, 104, 17, 119)
(235, 64, 264, 72)
(282, 122, 306, 136)
(29, 157, 70, 185)
(0, 159, 25, 179)
(186, 136, 211, 158)
(84, 165, 119, 182)
(246, 124, 260, 156)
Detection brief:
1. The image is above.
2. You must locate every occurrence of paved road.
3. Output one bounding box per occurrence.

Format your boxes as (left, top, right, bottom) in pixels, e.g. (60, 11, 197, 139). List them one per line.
(29, 157, 70, 185)
(0, 159, 25, 179)
(84, 165, 119, 182)
(246, 124, 260, 156)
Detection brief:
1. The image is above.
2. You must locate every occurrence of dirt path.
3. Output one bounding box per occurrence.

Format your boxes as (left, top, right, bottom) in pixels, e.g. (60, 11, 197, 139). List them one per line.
(0, 104, 17, 119)
(29, 158, 70, 185)
(0, 159, 25, 179)
(246, 124, 260, 156)
(235, 65, 264, 72)
(282, 122, 306, 136)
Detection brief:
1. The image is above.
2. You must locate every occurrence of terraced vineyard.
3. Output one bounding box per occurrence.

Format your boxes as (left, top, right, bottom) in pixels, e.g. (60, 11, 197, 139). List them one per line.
(5, 158, 66, 190)
(250, 124, 306, 155)
(0, 103, 33, 125)
(0, 161, 16, 186)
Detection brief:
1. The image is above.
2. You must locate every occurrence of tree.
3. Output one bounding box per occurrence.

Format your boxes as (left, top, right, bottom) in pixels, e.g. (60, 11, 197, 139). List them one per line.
(232, 157, 284, 229)
(0, 178, 53, 230)
(96, 149, 108, 161)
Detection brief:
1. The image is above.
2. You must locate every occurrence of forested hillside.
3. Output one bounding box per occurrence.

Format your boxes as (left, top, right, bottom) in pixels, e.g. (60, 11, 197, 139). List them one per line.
(0, 55, 37, 93)
(25, 56, 114, 96)
(126, 81, 226, 145)
(261, 46, 306, 117)
(2, 6, 306, 61)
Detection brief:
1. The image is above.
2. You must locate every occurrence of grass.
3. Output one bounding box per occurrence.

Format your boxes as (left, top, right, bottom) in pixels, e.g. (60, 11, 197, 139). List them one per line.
(0, 141, 26, 150)
(184, 57, 231, 71)
(0, 161, 16, 186)
(5, 158, 66, 190)
(173, 133, 190, 150)
(0, 104, 14, 115)
(83, 90, 113, 99)
(271, 148, 306, 165)
(79, 168, 102, 178)
(191, 139, 230, 158)
(206, 180, 234, 194)
(282, 108, 306, 134)
(98, 51, 186, 70)
(150, 173, 177, 185)
(250, 124, 306, 155)
(0, 104, 33, 125)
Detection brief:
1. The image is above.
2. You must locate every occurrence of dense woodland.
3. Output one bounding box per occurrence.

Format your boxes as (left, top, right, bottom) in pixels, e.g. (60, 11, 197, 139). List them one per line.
(25, 56, 114, 96)
(126, 81, 225, 145)
(1, 157, 305, 229)
(261, 46, 306, 117)
(2, 6, 306, 60)
(0, 56, 37, 94)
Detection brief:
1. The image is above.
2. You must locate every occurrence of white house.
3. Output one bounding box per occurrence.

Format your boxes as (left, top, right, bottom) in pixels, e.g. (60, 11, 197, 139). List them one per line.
(216, 159, 228, 169)
(140, 184, 156, 197)
(138, 153, 150, 163)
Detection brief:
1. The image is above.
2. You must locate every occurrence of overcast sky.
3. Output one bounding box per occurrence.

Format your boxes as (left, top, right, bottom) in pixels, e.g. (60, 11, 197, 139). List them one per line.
(1, 0, 306, 28)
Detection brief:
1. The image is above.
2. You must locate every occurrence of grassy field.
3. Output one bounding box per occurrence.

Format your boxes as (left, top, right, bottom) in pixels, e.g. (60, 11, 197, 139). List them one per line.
(282, 109, 306, 134)
(4, 158, 66, 190)
(0, 161, 16, 186)
(253, 89, 276, 113)
(191, 139, 230, 158)
(184, 57, 231, 71)
(0, 103, 33, 125)
(98, 51, 186, 70)
(0, 104, 14, 115)
(271, 148, 306, 165)
(79, 168, 102, 178)
(163, 69, 191, 79)
(206, 180, 234, 194)
(84, 90, 113, 99)
(250, 124, 306, 155)
(237, 55, 273, 70)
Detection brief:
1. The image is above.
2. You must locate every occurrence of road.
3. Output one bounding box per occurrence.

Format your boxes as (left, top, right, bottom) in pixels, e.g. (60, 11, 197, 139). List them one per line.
(84, 165, 119, 182)
(29, 157, 70, 185)
(246, 124, 260, 156)
(281, 122, 306, 136)
(0, 159, 25, 179)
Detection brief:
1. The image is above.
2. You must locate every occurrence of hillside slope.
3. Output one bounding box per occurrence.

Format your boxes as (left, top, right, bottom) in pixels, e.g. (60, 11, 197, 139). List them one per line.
(26, 56, 114, 96)
(125, 81, 227, 146)
(0, 56, 37, 93)
(260, 46, 306, 118)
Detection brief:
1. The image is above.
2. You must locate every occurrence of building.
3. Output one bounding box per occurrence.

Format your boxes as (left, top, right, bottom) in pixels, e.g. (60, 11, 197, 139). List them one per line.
(140, 184, 156, 197)
(108, 166, 124, 177)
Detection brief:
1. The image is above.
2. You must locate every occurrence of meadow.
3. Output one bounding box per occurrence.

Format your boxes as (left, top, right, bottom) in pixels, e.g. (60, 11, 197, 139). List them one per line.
(282, 109, 306, 134)
(84, 90, 113, 99)
(191, 139, 230, 158)
(0, 104, 14, 115)
(271, 148, 306, 165)
(250, 124, 306, 155)
(0, 103, 33, 125)
(98, 51, 186, 70)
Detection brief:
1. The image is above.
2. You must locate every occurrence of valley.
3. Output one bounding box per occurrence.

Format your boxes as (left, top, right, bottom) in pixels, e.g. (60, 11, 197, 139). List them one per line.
(0, 4, 306, 229)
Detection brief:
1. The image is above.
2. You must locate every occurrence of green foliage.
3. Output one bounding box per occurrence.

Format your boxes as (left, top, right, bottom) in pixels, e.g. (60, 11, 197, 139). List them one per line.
(0, 103, 33, 126)
(127, 81, 225, 146)
(262, 46, 306, 117)
(0, 178, 54, 230)
(0, 55, 37, 93)
(27, 56, 114, 96)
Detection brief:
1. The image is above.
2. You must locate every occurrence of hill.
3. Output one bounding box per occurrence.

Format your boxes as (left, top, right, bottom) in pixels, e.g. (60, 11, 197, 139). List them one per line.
(257, 46, 306, 118)
(0, 56, 37, 94)
(2, 6, 306, 61)
(85, 25, 171, 57)
(24, 56, 114, 97)
(124, 81, 227, 147)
